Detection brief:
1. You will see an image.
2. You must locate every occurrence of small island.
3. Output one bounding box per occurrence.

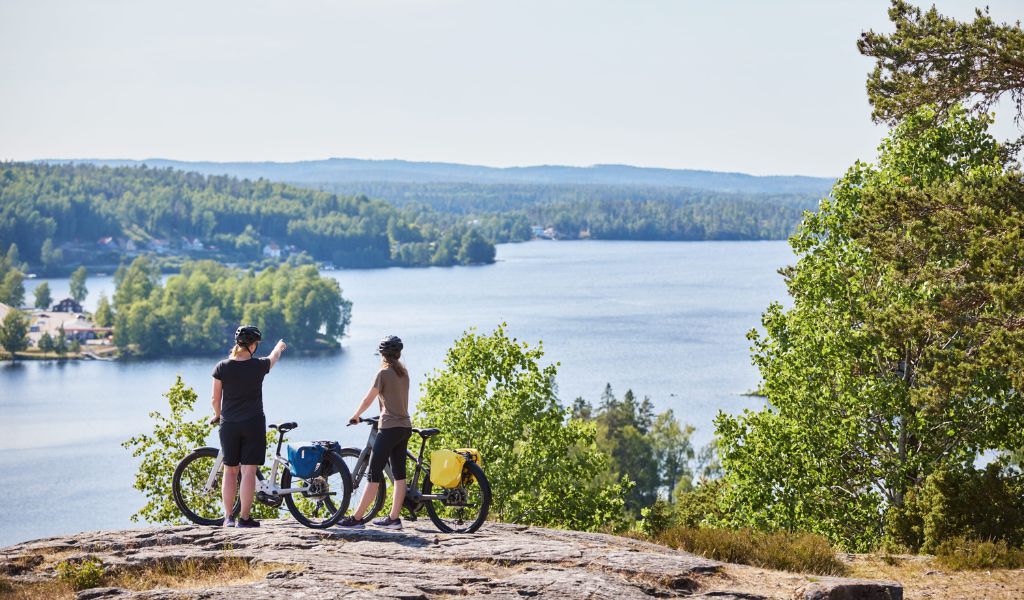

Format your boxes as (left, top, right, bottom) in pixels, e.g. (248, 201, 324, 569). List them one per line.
(0, 252, 352, 360)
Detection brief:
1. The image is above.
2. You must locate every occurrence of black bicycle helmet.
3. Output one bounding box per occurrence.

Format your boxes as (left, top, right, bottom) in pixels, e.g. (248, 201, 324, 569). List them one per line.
(378, 335, 403, 355)
(235, 325, 263, 346)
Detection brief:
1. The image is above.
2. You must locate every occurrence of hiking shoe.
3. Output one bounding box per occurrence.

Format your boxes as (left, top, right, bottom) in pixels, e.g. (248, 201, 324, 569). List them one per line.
(223, 516, 236, 527)
(336, 516, 365, 529)
(236, 517, 260, 528)
(371, 516, 402, 530)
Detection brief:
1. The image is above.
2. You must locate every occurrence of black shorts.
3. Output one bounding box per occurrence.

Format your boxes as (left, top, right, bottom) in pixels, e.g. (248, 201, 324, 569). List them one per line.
(219, 415, 266, 466)
(368, 427, 412, 483)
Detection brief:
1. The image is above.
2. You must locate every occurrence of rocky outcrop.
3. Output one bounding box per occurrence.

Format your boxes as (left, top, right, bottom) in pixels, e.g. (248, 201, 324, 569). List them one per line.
(0, 521, 902, 599)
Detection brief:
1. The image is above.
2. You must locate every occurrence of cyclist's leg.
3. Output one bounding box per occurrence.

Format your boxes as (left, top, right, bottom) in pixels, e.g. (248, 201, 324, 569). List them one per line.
(219, 421, 243, 519)
(237, 416, 266, 520)
(387, 428, 412, 520)
(352, 428, 396, 519)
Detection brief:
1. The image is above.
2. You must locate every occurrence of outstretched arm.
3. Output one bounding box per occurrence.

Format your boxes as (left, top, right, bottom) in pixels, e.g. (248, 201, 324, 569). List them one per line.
(348, 387, 379, 425)
(267, 339, 287, 371)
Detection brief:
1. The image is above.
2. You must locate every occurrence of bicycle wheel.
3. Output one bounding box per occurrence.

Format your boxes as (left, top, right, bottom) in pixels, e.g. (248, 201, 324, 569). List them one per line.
(339, 447, 386, 523)
(282, 450, 353, 528)
(172, 447, 263, 526)
(424, 461, 491, 533)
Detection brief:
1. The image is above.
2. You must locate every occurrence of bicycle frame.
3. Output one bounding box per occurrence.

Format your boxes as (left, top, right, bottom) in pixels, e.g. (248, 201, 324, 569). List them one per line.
(349, 420, 449, 505)
(201, 445, 308, 499)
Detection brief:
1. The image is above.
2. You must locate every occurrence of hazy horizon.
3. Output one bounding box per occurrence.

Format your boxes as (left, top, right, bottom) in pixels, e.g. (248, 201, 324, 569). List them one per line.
(2, 1, 1021, 178)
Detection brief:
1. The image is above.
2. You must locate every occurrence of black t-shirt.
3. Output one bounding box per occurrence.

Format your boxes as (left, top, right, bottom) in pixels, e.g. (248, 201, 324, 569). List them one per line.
(212, 357, 271, 423)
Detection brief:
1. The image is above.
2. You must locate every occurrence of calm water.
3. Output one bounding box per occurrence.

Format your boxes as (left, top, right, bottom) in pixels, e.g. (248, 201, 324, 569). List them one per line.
(0, 240, 792, 546)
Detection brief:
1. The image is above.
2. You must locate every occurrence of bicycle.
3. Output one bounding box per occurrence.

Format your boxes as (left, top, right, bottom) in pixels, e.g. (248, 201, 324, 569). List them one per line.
(172, 421, 353, 529)
(341, 416, 491, 533)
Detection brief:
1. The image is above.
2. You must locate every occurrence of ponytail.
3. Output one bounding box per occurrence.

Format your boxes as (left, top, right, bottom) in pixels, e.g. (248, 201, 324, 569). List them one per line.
(229, 342, 254, 359)
(381, 351, 407, 378)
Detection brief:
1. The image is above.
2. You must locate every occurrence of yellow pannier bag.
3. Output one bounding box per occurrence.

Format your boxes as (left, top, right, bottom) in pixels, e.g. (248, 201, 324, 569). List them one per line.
(455, 448, 481, 484)
(455, 448, 481, 465)
(430, 449, 466, 489)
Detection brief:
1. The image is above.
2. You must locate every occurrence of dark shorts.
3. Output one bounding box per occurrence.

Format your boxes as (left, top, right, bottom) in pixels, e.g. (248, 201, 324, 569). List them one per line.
(219, 415, 266, 466)
(368, 427, 412, 483)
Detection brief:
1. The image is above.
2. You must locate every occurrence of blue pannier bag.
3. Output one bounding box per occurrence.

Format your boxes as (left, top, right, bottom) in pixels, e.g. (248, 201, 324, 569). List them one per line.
(287, 443, 326, 479)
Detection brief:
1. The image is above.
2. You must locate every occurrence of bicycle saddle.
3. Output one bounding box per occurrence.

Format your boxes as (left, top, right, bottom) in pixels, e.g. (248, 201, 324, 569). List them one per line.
(270, 421, 298, 432)
(414, 427, 440, 438)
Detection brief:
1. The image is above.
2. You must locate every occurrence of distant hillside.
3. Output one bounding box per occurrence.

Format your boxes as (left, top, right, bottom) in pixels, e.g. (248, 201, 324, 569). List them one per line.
(47, 157, 835, 196)
(0, 162, 496, 272)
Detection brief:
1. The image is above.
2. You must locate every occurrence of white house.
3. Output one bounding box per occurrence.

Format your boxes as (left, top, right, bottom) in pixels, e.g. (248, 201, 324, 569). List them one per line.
(263, 243, 282, 258)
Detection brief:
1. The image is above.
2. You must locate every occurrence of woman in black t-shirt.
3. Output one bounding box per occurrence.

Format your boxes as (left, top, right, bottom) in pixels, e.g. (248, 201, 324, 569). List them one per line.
(211, 325, 287, 528)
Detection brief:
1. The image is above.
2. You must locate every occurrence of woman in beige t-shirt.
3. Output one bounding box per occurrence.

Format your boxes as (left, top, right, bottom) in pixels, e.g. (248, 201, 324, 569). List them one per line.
(338, 335, 411, 530)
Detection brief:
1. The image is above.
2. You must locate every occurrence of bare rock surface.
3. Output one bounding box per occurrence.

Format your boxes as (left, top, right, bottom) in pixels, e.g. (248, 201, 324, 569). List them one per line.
(0, 521, 901, 599)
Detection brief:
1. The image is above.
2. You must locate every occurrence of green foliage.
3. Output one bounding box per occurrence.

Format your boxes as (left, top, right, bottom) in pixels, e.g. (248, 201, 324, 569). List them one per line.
(40, 237, 62, 270)
(673, 479, 728, 529)
(416, 325, 629, 531)
(654, 526, 846, 576)
(0, 243, 25, 306)
(0, 162, 494, 269)
(122, 377, 214, 523)
(69, 266, 88, 303)
(715, 107, 1024, 551)
(0, 308, 29, 356)
(33, 281, 52, 309)
(322, 181, 821, 242)
(37, 331, 54, 353)
(93, 292, 113, 327)
(112, 257, 351, 356)
(638, 499, 673, 536)
(935, 537, 1024, 571)
(885, 463, 1024, 553)
(56, 558, 106, 591)
(574, 385, 696, 515)
(859, 1, 1024, 125)
(54, 325, 67, 356)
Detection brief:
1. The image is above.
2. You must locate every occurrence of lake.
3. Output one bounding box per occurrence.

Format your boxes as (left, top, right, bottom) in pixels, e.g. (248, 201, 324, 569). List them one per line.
(0, 240, 792, 546)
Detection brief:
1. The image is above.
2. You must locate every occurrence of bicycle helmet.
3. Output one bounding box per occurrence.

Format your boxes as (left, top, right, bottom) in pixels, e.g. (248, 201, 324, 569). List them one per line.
(377, 335, 403, 355)
(235, 325, 263, 346)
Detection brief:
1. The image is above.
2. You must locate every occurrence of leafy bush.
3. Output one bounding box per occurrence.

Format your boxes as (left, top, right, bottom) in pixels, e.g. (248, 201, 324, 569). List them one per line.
(673, 479, 728, 528)
(416, 325, 629, 531)
(655, 527, 845, 576)
(935, 537, 1024, 570)
(122, 377, 279, 523)
(638, 499, 673, 536)
(56, 558, 106, 591)
(885, 463, 1024, 553)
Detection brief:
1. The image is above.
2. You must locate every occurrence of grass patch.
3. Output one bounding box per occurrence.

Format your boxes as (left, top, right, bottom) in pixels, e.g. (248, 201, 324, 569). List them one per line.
(934, 537, 1024, 570)
(653, 526, 846, 576)
(0, 556, 299, 599)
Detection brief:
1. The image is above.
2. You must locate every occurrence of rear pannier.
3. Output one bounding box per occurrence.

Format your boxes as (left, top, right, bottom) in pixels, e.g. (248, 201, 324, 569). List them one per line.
(287, 443, 326, 479)
(430, 449, 466, 489)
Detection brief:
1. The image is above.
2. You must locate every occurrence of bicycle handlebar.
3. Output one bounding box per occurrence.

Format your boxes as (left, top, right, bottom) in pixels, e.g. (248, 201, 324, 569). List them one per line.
(347, 416, 380, 426)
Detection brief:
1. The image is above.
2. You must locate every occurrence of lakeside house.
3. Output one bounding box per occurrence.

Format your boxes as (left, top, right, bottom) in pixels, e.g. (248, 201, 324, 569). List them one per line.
(52, 297, 83, 313)
(263, 243, 282, 258)
(0, 302, 113, 349)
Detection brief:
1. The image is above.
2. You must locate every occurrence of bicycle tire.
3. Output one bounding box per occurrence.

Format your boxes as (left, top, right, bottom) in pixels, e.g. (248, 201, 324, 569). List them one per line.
(282, 450, 353, 528)
(424, 461, 490, 533)
(172, 447, 264, 526)
(339, 447, 387, 523)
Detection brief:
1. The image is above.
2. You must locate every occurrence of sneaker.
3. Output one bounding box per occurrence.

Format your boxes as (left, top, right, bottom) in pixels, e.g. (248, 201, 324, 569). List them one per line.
(223, 516, 236, 527)
(236, 517, 260, 528)
(371, 516, 402, 530)
(336, 516, 365, 529)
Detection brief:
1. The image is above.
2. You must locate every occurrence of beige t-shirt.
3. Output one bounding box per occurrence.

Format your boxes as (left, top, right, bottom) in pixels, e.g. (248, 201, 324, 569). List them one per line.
(373, 367, 411, 429)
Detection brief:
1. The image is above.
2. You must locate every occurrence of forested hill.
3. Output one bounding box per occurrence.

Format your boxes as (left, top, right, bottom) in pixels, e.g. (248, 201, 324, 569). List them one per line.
(0, 162, 496, 271)
(51, 157, 835, 195)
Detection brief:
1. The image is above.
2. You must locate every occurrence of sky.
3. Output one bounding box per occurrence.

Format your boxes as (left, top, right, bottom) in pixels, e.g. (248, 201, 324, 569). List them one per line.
(0, 0, 1020, 177)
